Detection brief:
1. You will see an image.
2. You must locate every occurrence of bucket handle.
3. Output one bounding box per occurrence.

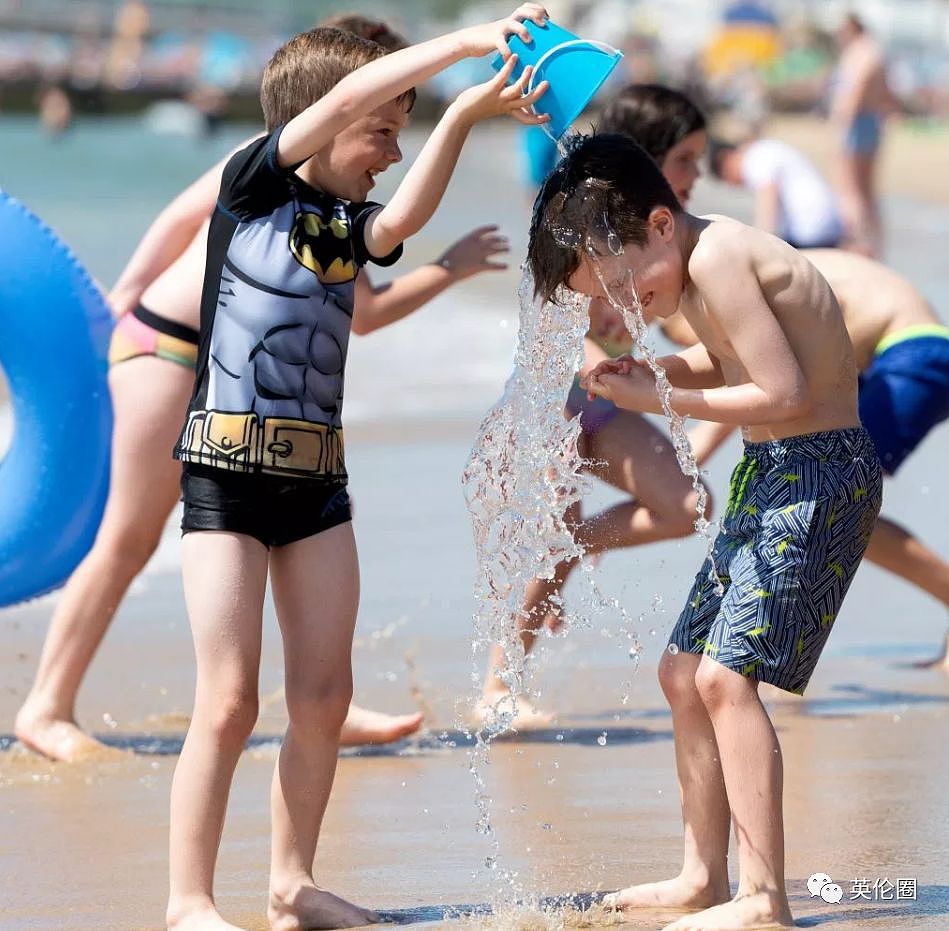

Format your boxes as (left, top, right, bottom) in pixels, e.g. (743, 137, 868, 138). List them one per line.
(525, 38, 621, 140)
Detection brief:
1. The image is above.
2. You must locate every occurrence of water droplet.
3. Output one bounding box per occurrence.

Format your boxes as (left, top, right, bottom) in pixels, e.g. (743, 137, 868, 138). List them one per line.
(668, 643, 680, 655)
(102, 712, 118, 729)
(597, 732, 608, 746)
(555, 732, 565, 742)
(542, 823, 552, 831)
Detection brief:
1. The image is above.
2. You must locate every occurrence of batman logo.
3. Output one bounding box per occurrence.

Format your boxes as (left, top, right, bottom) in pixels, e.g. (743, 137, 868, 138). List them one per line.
(289, 210, 356, 284)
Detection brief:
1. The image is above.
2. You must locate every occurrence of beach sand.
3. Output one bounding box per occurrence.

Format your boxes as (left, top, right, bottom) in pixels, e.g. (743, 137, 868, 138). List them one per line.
(1, 119, 948, 930)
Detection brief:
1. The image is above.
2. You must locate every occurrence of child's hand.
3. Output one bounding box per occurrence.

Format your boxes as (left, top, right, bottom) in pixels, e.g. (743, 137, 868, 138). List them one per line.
(452, 55, 550, 126)
(436, 225, 509, 279)
(582, 355, 655, 409)
(459, 4, 549, 59)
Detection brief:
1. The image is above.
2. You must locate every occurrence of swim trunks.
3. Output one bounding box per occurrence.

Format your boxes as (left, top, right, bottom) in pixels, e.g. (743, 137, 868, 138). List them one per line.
(670, 427, 882, 695)
(858, 324, 949, 474)
(108, 304, 199, 369)
(565, 377, 621, 434)
(180, 463, 351, 548)
(845, 111, 883, 155)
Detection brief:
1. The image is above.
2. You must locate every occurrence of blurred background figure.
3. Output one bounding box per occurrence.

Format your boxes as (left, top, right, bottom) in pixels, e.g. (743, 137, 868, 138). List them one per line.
(829, 13, 899, 258)
(37, 82, 73, 135)
(709, 135, 844, 249)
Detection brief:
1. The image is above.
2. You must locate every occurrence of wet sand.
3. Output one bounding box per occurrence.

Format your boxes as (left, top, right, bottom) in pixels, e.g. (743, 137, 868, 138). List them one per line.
(1, 121, 948, 929)
(1, 418, 948, 930)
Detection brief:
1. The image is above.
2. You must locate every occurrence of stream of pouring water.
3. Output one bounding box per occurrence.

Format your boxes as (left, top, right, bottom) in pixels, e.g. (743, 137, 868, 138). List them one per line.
(458, 160, 717, 920)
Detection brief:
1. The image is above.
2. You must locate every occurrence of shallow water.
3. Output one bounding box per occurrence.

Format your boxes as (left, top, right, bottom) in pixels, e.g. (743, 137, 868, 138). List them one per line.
(2, 117, 948, 929)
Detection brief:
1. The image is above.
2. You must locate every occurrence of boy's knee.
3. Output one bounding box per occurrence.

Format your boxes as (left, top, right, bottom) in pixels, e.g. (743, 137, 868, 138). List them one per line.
(204, 690, 259, 746)
(694, 661, 746, 714)
(286, 676, 353, 732)
(658, 652, 700, 706)
(666, 485, 713, 539)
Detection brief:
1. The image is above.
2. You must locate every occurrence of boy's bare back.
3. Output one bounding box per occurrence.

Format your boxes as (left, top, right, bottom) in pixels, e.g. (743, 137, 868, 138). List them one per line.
(680, 217, 859, 442)
(802, 248, 942, 370)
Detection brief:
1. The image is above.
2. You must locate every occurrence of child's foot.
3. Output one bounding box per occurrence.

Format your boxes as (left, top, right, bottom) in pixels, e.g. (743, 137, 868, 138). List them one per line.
(660, 892, 793, 930)
(269, 882, 380, 930)
(604, 875, 730, 911)
(14, 704, 127, 762)
(473, 691, 555, 733)
(339, 704, 423, 746)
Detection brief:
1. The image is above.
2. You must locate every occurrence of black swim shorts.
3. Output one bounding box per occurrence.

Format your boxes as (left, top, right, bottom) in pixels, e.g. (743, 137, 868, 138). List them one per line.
(181, 463, 351, 548)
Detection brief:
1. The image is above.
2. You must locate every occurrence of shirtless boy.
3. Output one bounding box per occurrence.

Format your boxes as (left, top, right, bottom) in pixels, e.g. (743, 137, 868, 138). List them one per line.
(529, 133, 882, 930)
(686, 249, 949, 669)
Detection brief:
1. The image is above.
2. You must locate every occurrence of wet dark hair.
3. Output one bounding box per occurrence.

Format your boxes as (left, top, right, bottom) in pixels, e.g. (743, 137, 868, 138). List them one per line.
(598, 84, 706, 164)
(707, 139, 738, 179)
(528, 133, 681, 305)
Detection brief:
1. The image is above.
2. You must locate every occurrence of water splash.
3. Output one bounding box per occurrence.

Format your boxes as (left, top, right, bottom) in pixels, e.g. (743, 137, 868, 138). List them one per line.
(461, 267, 590, 899)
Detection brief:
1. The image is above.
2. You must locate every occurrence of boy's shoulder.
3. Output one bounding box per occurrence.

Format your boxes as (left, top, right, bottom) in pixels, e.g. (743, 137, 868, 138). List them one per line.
(688, 215, 757, 281)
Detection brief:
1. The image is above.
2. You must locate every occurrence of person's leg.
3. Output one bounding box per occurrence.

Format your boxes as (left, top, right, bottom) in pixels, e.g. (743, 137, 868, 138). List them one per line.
(267, 522, 379, 930)
(852, 149, 882, 259)
(480, 411, 708, 720)
(864, 515, 949, 669)
(661, 659, 792, 930)
(166, 531, 268, 931)
(15, 357, 193, 761)
(607, 651, 731, 910)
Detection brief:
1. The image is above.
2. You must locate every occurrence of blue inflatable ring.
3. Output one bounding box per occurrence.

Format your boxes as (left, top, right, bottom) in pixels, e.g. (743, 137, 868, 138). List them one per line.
(0, 191, 113, 607)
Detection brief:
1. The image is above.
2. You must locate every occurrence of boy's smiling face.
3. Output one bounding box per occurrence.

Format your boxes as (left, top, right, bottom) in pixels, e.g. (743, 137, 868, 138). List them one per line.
(566, 208, 684, 319)
(310, 97, 410, 201)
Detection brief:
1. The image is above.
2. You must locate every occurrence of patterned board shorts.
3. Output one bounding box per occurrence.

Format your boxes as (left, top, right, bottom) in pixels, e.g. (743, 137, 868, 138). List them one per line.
(670, 427, 882, 695)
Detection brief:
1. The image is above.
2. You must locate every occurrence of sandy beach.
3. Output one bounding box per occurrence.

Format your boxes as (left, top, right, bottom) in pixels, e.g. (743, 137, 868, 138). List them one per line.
(1, 117, 948, 929)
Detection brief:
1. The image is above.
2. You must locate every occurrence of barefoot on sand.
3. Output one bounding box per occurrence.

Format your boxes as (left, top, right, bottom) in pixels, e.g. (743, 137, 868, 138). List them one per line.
(339, 704, 424, 746)
(474, 691, 555, 732)
(269, 883, 380, 931)
(659, 892, 793, 930)
(14, 702, 421, 762)
(604, 876, 730, 912)
(167, 905, 246, 931)
(13, 709, 128, 763)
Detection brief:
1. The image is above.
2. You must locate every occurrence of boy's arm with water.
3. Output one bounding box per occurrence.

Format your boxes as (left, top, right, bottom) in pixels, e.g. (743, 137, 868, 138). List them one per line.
(364, 55, 549, 256)
(275, 5, 549, 170)
(586, 239, 812, 424)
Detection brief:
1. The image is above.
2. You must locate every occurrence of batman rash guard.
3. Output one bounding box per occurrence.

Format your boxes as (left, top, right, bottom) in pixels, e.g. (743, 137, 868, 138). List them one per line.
(174, 127, 402, 482)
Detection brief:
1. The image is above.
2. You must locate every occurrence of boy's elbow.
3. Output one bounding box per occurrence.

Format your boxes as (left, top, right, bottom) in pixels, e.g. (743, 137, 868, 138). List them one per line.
(778, 386, 812, 420)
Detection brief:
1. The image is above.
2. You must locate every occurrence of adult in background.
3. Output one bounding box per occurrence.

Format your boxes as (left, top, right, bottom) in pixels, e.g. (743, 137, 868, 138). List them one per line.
(829, 13, 898, 258)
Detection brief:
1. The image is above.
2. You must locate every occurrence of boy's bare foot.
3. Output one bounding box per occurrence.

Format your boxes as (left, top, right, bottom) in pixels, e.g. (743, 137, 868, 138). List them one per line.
(339, 704, 423, 746)
(660, 892, 793, 930)
(269, 882, 380, 930)
(473, 691, 555, 732)
(14, 705, 128, 763)
(912, 631, 949, 672)
(604, 875, 730, 911)
(167, 903, 245, 930)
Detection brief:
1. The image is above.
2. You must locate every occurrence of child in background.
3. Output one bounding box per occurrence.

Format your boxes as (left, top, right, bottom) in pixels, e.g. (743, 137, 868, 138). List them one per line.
(531, 133, 881, 930)
(709, 136, 845, 249)
(165, 8, 550, 928)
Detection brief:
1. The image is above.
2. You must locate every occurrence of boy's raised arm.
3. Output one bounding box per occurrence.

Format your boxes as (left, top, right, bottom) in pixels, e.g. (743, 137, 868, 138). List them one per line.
(276, 4, 549, 169)
(365, 56, 548, 255)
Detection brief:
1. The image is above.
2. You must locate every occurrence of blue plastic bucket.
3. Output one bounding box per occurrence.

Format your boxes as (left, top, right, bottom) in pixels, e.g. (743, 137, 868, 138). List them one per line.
(492, 19, 623, 139)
